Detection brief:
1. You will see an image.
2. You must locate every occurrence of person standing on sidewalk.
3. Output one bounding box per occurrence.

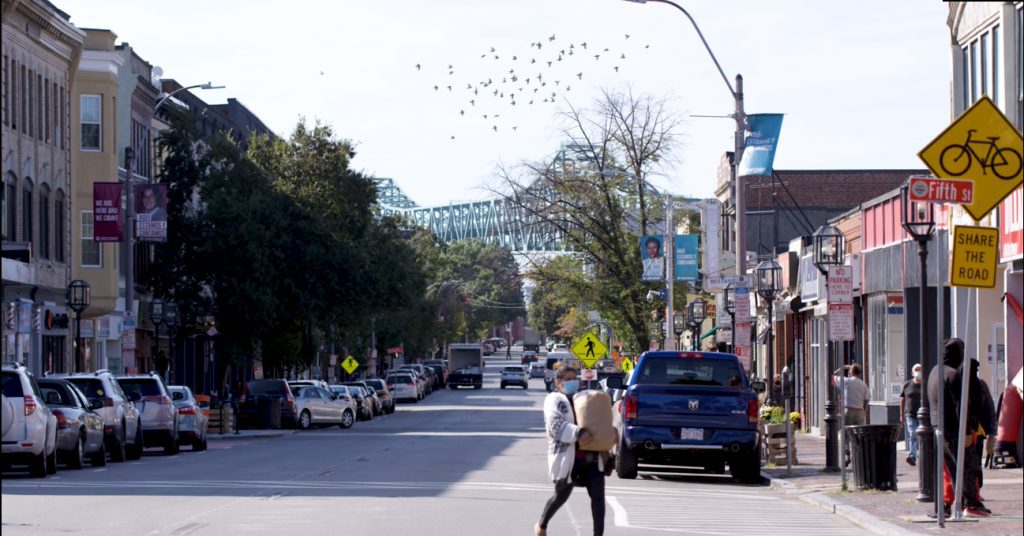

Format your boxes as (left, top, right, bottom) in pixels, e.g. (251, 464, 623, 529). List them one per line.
(840, 364, 870, 425)
(900, 363, 923, 465)
(536, 366, 607, 536)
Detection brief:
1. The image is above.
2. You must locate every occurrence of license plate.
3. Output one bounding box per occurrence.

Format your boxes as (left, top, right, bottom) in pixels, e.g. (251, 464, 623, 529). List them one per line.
(680, 428, 703, 440)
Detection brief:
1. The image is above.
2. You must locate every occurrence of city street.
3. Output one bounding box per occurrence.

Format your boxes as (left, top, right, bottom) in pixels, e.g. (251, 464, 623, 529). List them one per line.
(2, 356, 867, 536)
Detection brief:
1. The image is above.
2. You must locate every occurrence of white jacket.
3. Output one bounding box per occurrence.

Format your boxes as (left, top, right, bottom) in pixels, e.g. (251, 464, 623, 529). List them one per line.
(544, 391, 580, 482)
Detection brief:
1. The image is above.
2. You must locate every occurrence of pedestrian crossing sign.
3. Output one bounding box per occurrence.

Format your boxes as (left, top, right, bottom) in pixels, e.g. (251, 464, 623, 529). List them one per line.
(620, 357, 634, 373)
(571, 332, 607, 368)
(341, 355, 359, 375)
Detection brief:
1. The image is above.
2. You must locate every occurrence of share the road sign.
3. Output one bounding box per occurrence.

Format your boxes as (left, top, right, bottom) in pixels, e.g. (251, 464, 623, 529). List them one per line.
(950, 226, 999, 288)
(918, 96, 1023, 221)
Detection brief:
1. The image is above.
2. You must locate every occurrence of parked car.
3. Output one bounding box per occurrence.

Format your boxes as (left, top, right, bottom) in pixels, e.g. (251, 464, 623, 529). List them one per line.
(117, 373, 180, 455)
(345, 385, 375, 421)
(244, 379, 298, 429)
(339, 382, 382, 416)
(500, 366, 528, 389)
(56, 369, 143, 462)
(328, 385, 359, 428)
(402, 365, 435, 395)
(608, 351, 765, 483)
(529, 362, 546, 379)
(482, 342, 495, 356)
(424, 365, 447, 389)
(521, 351, 538, 365)
(290, 385, 350, 429)
(37, 378, 106, 468)
(386, 373, 418, 403)
(363, 379, 395, 414)
(167, 386, 208, 451)
(396, 367, 428, 399)
(288, 379, 334, 394)
(3, 362, 58, 476)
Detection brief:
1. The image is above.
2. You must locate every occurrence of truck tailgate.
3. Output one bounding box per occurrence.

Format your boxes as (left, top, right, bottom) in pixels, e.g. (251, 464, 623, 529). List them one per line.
(635, 385, 751, 431)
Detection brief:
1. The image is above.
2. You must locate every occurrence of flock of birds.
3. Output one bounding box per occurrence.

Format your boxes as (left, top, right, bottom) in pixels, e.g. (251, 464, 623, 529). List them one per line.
(416, 33, 650, 139)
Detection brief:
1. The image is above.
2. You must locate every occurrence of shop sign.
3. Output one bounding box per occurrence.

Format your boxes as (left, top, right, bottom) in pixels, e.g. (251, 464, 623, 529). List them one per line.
(828, 303, 854, 341)
(97, 317, 110, 338)
(999, 187, 1022, 262)
(886, 295, 904, 315)
(950, 225, 999, 288)
(734, 287, 751, 323)
(799, 255, 825, 302)
(705, 275, 753, 290)
(79, 319, 94, 338)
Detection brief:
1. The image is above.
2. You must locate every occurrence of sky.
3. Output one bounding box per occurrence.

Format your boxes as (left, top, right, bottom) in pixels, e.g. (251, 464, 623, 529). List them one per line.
(61, 0, 953, 208)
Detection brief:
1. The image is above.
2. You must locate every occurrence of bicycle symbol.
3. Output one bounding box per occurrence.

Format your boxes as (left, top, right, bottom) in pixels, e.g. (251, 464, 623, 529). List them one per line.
(939, 129, 1022, 180)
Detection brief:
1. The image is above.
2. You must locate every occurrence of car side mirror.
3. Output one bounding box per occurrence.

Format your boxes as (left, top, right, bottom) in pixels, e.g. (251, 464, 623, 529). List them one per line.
(128, 391, 142, 402)
(605, 376, 623, 389)
(88, 398, 104, 410)
(750, 381, 766, 394)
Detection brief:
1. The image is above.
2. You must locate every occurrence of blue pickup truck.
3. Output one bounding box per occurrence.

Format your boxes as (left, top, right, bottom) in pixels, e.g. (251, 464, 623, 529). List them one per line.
(607, 351, 766, 483)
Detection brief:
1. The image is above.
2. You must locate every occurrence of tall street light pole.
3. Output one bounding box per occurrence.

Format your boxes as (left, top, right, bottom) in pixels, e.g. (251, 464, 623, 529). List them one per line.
(724, 283, 736, 352)
(65, 280, 91, 372)
(687, 298, 706, 351)
(900, 184, 937, 507)
(813, 225, 844, 472)
(621, 0, 747, 279)
(757, 260, 781, 391)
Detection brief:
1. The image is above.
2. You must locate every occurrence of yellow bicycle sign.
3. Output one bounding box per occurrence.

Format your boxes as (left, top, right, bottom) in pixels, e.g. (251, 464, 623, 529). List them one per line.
(919, 96, 1024, 221)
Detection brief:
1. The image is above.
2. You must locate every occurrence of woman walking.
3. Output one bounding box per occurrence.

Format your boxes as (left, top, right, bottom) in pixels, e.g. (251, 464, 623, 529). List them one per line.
(535, 365, 609, 536)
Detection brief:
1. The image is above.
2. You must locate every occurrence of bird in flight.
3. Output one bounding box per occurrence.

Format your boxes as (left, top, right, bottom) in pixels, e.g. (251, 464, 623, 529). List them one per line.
(614, 66, 620, 72)
(566, 86, 570, 91)
(531, 58, 536, 64)
(448, 64, 453, 69)
(415, 64, 421, 70)
(446, 85, 452, 91)
(433, 85, 439, 91)
(512, 126, 518, 131)
(512, 56, 517, 61)
(549, 34, 556, 41)
(547, 61, 553, 67)
(594, 54, 600, 60)
(621, 53, 626, 59)
(493, 125, 498, 132)
(625, 34, 631, 39)
(490, 47, 496, 53)
(576, 72, 583, 80)
(459, 110, 465, 116)
(320, 71, 324, 75)
(451, 135, 455, 140)
(645, 44, 650, 48)
(470, 99, 475, 106)
(580, 42, 587, 49)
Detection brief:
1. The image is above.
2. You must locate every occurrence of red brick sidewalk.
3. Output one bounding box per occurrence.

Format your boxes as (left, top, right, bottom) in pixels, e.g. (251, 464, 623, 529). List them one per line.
(762, 431, 1023, 535)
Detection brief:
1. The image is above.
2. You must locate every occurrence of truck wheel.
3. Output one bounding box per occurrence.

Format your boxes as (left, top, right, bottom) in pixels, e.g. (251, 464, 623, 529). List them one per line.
(474, 384, 482, 390)
(615, 439, 638, 479)
(729, 451, 762, 484)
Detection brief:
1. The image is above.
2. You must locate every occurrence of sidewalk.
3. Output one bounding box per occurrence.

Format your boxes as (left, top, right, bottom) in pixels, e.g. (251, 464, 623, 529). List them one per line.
(763, 431, 1023, 535)
(207, 429, 295, 441)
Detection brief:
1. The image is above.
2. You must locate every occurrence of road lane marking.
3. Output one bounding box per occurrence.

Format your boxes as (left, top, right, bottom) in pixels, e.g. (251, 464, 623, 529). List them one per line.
(606, 495, 629, 527)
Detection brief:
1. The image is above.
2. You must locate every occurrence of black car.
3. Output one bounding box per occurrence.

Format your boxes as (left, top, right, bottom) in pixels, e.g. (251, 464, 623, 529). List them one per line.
(344, 385, 374, 421)
(424, 365, 446, 389)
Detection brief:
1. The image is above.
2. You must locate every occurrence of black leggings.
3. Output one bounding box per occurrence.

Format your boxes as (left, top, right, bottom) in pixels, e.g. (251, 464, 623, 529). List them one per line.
(539, 463, 605, 535)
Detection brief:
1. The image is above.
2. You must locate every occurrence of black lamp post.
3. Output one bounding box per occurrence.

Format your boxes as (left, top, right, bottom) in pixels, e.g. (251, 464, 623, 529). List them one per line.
(164, 302, 179, 384)
(672, 310, 686, 350)
(757, 259, 782, 396)
(687, 298, 707, 351)
(150, 299, 165, 375)
(813, 225, 845, 472)
(65, 280, 91, 372)
(900, 183, 937, 503)
(724, 283, 737, 352)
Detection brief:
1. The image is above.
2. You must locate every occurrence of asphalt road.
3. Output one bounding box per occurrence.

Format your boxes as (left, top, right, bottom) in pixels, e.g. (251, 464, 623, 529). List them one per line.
(2, 355, 867, 535)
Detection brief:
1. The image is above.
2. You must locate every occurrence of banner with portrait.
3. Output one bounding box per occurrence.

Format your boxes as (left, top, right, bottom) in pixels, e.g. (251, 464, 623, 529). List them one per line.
(135, 183, 168, 242)
(640, 235, 665, 282)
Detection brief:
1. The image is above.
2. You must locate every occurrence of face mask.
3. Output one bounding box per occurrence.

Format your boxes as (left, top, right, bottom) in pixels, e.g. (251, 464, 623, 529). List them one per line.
(913, 371, 922, 380)
(561, 380, 580, 395)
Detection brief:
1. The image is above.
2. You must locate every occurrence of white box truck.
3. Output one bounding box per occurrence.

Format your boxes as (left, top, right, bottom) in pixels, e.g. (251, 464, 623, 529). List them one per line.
(447, 343, 483, 389)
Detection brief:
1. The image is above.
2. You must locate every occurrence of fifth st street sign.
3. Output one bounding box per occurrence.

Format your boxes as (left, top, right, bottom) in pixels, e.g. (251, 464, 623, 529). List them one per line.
(908, 176, 974, 205)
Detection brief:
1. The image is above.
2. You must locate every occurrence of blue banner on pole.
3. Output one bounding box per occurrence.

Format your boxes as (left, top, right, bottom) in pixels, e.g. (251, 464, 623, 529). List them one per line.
(738, 113, 784, 176)
(673, 235, 699, 281)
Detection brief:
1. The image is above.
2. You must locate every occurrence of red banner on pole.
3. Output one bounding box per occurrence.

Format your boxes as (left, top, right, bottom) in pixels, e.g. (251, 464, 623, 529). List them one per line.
(93, 182, 123, 242)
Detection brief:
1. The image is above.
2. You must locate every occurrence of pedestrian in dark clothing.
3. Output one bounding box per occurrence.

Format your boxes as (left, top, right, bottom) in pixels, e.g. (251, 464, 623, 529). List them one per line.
(927, 338, 990, 518)
(900, 363, 923, 465)
(966, 359, 996, 489)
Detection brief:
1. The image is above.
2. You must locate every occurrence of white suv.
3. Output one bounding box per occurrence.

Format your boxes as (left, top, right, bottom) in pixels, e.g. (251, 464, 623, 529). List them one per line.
(2, 362, 58, 477)
(500, 366, 528, 389)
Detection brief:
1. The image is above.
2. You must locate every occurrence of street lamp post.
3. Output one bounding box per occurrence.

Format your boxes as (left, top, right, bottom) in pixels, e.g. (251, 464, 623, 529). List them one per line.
(757, 260, 782, 395)
(621, 0, 747, 279)
(813, 225, 845, 472)
(724, 283, 736, 352)
(672, 310, 686, 350)
(687, 298, 707, 351)
(900, 184, 937, 505)
(65, 280, 91, 372)
(150, 299, 165, 375)
(164, 302, 179, 384)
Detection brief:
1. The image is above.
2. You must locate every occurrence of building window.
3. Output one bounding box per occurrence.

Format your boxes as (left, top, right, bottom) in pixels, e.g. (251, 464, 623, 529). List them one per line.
(960, 24, 1002, 112)
(4, 178, 15, 241)
(80, 94, 101, 151)
(59, 85, 65, 150)
(44, 79, 49, 144)
(22, 180, 33, 245)
(36, 73, 42, 141)
(81, 210, 101, 267)
(39, 187, 50, 259)
(2, 54, 7, 127)
(54, 190, 65, 263)
(20, 64, 26, 133)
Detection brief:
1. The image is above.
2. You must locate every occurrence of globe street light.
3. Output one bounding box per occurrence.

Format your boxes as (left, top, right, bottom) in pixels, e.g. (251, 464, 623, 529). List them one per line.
(757, 259, 782, 399)
(672, 310, 686, 350)
(687, 298, 707, 351)
(813, 225, 845, 472)
(900, 183, 937, 505)
(65, 280, 91, 372)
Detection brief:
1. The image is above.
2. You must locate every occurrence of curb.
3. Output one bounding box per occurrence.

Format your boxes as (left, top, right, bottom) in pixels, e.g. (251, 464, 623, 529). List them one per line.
(765, 472, 921, 536)
(208, 430, 295, 442)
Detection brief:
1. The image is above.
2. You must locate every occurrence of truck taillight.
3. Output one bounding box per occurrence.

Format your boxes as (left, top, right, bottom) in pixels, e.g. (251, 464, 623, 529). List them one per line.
(624, 394, 638, 423)
(24, 395, 36, 416)
(747, 399, 759, 425)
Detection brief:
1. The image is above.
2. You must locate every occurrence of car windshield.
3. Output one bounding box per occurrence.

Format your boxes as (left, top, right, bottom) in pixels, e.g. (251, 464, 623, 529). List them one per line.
(387, 375, 412, 384)
(66, 378, 106, 399)
(365, 380, 385, 390)
(2, 372, 24, 397)
(248, 380, 288, 395)
(635, 357, 743, 387)
(347, 386, 365, 396)
(168, 387, 192, 403)
(503, 366, 522, 372)
(118, 379, 163, 397)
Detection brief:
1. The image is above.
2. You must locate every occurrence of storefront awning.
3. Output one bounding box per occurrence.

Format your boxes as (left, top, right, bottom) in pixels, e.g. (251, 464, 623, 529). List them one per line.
(700, 327, 718, 341)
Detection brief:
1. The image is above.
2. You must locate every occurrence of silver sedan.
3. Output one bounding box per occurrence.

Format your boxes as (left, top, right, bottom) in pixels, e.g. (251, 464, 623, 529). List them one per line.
(168, 386, 208, 451)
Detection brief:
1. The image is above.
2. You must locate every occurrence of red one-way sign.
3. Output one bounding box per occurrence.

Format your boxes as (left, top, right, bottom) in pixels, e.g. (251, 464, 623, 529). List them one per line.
(908, 176, 974, 205)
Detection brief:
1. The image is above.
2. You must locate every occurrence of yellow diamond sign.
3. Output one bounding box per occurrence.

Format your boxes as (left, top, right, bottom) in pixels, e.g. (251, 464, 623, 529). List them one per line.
(571, 332, 607, 368)
(918, 96, 1023, 221)
(341, 355, 359, 375)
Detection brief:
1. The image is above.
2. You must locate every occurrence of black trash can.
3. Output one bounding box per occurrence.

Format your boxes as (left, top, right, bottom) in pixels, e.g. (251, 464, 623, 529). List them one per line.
(256, 397, 273, 429)
(847, 424, 899, 491)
